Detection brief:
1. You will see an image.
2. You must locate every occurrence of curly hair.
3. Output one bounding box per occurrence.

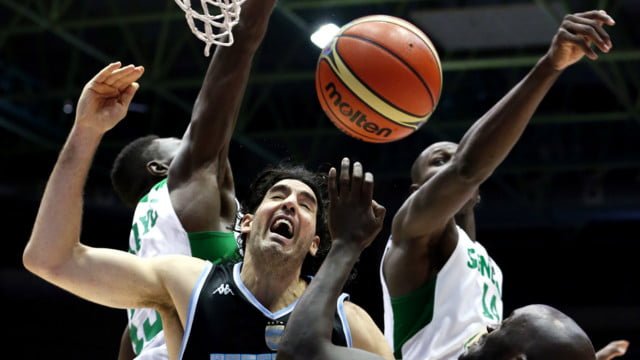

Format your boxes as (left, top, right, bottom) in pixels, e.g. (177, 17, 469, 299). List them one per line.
(238, 162, 330, 278)
(110, 135, 161, 208)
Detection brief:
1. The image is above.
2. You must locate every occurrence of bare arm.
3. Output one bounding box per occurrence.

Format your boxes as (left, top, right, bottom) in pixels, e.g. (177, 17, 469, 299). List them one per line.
(22, 63, 169, 310)
(118, 327, 135, 360)
(168, 0, 278, 231)
(387, 10, 616, 294)
(279, 159, 390, 360)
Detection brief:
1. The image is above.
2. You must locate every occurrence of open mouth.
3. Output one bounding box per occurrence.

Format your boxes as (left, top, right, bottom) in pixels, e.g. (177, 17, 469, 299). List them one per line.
(270, 218, 293, 240)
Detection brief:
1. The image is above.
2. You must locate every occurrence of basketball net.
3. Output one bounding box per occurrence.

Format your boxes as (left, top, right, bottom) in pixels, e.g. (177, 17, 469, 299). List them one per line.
(174, 0, 246, 56)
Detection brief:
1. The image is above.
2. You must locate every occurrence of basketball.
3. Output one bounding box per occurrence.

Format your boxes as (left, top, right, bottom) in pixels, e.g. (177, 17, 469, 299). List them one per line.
(316, 15, 442, 143)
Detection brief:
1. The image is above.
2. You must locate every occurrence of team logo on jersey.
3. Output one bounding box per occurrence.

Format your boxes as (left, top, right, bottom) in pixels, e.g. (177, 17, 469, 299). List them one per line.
(212, 283, 234, 296)
(265, 321, 286, 351)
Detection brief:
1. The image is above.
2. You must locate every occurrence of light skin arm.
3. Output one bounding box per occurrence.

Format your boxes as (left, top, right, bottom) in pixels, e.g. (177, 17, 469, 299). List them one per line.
(278, 158, 391, 360)
(22, 62, 176, 310)
(168, 0, 278, 232)
(386, 10, 616, 295)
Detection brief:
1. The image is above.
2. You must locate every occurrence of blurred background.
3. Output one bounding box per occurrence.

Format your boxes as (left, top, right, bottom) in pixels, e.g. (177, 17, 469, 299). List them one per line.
(1, 0, 638, 358)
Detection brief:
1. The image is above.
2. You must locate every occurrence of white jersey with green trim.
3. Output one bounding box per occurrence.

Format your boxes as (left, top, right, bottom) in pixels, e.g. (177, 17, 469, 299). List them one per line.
(380, 225, 503, 360)
(127, 179, 190, 359)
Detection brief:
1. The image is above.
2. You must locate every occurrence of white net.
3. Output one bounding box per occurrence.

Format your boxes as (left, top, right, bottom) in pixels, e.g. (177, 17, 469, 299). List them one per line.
(174, 0, 246, 56)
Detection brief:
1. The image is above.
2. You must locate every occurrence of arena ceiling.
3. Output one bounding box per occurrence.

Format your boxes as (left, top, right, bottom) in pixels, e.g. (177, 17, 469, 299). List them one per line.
(1, 0, 639, 222)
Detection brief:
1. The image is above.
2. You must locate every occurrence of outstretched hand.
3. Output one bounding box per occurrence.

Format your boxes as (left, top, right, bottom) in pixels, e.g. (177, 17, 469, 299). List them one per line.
(596, 340, 629, 360)
(328, 158, 386, 252)
(75, 62, 144, 133)
(546, 10, 615, 71)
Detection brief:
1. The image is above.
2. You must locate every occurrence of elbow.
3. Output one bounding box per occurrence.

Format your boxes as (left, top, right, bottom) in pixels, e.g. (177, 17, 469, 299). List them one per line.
(22, 244, 48, 278)
(22, 240, 64, 280)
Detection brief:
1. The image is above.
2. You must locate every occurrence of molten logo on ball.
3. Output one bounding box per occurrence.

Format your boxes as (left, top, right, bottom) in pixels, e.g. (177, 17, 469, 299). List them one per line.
(324, 82, 392, 138)
(315, 15, 442, 143)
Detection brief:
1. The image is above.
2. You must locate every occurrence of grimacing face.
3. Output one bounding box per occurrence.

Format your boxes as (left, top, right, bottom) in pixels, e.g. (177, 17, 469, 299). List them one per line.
(241, 179, 320, 262)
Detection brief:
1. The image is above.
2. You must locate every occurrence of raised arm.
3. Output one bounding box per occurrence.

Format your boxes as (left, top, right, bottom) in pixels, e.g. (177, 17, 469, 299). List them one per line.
(390, 10, 615, 283)
(279, 158, 391, 360)
(168, 0, 278, 231)
(22, 62, 169, 309)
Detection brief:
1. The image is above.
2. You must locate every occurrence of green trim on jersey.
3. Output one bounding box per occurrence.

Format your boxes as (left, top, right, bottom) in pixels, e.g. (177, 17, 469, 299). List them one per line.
(391, 277, 437, 359)
(188, 231, 241, 263)
(138, 178, 167, 204)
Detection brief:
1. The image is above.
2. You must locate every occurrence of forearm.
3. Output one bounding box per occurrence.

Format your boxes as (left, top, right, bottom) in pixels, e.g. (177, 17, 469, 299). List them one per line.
(455, 55, 561, 180)
(280, 241, 361, 357)
(188, 0, 277, 164)
(117, 326, 135, 360)
(23, 125, 103, 273)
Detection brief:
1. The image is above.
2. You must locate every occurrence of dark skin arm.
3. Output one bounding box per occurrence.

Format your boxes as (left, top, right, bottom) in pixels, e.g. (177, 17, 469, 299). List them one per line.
(118, 1, 278, 358)
(117, 327, 135, 360)
(278, 158, 389, 360)
(168, 0, 278, 233)
(385, 10, 615, 296)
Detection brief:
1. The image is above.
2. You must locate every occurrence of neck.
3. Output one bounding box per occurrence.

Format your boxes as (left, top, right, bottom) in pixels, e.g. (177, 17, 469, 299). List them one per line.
(455, 208, 476, 241)
(240, 254, 307, 312)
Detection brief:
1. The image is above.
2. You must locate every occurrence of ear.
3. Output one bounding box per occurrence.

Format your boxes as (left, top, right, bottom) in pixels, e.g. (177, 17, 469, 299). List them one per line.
(240, 213, 254, 235)
(146, 160, 170, 177)
(308, 235, 320, 256)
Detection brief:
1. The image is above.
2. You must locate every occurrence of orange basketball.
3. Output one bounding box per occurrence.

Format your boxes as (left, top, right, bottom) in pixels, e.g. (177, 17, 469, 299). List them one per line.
(316, 15, 442, 143)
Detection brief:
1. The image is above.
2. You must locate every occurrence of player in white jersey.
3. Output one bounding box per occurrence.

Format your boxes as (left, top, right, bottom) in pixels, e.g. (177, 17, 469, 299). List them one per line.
(277, 164, 598, 360)
(276, 9, 626, 360)
(380, 9, 617, 360)
(380, 226, 502, 360)
(122, 177, 241, 358)
(108, 0, 270, 357)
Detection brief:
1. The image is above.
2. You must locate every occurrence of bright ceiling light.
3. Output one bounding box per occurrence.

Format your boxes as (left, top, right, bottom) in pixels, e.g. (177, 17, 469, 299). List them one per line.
(310, 23, 340, 49)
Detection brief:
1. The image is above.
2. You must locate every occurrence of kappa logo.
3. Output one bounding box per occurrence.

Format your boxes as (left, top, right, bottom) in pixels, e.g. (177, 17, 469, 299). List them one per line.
(212, 283, 234, 296)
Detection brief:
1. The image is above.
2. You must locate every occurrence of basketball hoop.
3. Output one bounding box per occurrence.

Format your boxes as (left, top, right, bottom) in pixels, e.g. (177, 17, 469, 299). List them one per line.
(174, 0, 246, 56)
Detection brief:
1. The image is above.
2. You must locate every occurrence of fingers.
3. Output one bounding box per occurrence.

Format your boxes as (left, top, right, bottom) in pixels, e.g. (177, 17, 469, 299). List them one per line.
(328, 167, 338, 203)
(105, 65, 145, 91)
(372, 199, 386, 221)
(574, 9, 615, 26)
(115, 66, 145, 91)
(361, 171, 373, 202)
(335, 157, 376, 204)
(339, 157, 350, 196)
(596, 340, 629, 360)
(351, 162, 363, 200)
(563, 13, 612, 52)
(120, 82, 140, 108)
(557, 28, 598, 60)
(94, 61, 122, 83)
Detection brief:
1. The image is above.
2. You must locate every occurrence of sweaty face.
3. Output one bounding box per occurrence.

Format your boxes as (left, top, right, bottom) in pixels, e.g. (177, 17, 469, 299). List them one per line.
(242, 179, 320, 263)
